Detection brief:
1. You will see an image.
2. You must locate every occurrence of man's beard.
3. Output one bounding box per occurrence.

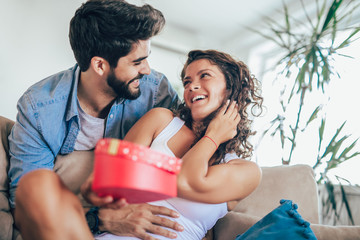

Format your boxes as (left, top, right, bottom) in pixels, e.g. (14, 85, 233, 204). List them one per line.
(107, 70, 143, 100)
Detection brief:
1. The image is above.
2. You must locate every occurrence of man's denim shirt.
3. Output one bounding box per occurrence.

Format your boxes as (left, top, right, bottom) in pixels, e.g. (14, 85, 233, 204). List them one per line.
(8, 64, 179, 207)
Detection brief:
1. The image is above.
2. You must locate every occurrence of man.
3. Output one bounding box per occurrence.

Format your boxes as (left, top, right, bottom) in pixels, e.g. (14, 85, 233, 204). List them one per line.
(8, 0, 183, 239)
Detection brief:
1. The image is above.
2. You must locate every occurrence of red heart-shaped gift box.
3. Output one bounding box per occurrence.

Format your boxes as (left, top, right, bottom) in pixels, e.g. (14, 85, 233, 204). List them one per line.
(92, 138, 182, 203)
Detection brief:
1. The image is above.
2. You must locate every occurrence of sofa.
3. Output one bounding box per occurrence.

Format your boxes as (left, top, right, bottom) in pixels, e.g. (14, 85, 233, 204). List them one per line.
(1, 115, 360, 240)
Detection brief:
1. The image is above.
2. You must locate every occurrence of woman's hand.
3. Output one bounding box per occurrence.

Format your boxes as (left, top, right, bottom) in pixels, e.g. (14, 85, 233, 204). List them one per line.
(205, 100, 240, 146)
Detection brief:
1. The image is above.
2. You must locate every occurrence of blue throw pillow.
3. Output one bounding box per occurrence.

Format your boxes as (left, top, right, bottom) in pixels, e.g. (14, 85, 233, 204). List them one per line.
(235, 199, 317, 240)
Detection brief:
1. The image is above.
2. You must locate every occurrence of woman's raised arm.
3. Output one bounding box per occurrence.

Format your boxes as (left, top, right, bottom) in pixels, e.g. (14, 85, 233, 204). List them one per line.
(177, 101, 261, 203)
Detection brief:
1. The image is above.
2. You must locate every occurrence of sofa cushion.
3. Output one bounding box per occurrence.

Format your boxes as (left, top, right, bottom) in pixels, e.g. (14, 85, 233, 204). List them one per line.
(214, 164, 320, 240)
(232, 164, 320, 224)
(213, 211, 260, 240)
(0, 116, 15, 240)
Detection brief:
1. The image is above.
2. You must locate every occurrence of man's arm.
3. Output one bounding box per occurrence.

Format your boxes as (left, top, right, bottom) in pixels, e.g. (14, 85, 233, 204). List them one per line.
(81, 172, 184, 240)
(8, 93, 55, 208)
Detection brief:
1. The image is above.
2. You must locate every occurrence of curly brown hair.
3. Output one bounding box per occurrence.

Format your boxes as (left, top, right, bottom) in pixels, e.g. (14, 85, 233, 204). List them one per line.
(175, 50, 263, 165)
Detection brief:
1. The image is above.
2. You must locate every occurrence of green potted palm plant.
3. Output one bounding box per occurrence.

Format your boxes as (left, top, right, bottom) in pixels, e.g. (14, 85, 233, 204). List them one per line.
(251, 0, 360, 225)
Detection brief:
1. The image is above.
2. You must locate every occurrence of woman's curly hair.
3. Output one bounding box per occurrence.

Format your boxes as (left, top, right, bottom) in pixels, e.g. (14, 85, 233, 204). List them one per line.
(175, 50, 263, 165)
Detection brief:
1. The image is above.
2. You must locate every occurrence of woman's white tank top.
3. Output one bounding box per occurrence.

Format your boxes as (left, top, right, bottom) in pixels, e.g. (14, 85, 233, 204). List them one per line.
(96, 117, 233, 240)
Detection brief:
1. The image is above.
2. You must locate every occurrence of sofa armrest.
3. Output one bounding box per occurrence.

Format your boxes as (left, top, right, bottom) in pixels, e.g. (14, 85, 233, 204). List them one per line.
(311, 224, 360, 240)
(0, 116, 15, 240)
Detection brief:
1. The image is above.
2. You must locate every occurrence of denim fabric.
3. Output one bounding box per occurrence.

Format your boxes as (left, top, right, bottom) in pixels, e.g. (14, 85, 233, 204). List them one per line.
(8, 64, 180, 207)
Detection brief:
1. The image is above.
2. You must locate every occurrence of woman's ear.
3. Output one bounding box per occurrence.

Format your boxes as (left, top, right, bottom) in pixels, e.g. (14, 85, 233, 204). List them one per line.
(90, 56, 109, 76)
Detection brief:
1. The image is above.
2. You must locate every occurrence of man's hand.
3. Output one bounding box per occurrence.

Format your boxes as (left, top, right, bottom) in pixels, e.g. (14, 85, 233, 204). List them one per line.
(98, 203, 184, 240)
(81, 172, 127, 209)
(81, 172, 184, 239)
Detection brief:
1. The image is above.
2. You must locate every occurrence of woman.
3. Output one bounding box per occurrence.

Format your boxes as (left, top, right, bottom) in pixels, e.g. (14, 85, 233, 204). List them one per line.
(96, 49, 264, 239)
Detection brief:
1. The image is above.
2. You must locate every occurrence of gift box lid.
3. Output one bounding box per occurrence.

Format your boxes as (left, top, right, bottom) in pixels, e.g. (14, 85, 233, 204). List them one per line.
(93, 138, 182, 203)
(95, 138, 182, 174)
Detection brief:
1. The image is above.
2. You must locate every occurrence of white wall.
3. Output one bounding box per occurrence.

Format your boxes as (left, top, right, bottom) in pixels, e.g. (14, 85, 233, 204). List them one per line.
(0, 1, 81, 120)
(0, 0, 189, 121)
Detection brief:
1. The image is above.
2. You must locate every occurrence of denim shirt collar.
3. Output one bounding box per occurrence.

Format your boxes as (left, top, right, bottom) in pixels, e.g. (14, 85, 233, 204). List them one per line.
(65, 64, 81, 122)
(65, 65, 127, 123)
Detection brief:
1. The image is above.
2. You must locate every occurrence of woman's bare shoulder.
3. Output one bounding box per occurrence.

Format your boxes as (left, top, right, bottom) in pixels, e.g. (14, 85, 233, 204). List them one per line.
(145, 108, 174, 122)
(145, 108, 175, 136)
(146, 107, 174, 118)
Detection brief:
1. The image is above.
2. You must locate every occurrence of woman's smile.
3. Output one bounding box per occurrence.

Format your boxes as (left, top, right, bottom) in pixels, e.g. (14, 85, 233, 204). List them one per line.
(183, 59, 227, 122)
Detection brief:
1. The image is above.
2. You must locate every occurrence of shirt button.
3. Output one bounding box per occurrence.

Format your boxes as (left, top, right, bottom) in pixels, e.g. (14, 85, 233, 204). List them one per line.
(109, 114, 114, 119)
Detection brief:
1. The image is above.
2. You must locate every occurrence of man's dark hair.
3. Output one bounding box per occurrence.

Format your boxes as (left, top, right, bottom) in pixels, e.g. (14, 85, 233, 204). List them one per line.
(69, 0, 165, 71)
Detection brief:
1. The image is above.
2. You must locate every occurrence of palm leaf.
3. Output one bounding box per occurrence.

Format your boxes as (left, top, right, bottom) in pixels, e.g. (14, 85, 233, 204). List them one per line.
(321, 121, 346, 159)
(313, 118, 326, 170)
(316, 0, 328, 31)
(336, 28, 360, 50)
(336, 176, 355, 225)
(319, 118, 326, 144)
(304, 106, 322, 130)
(321, 0, 343, 33)
(245, 26, 285, 48)
(347, 152, 360, 160)
(300, 0, 315, 29)
(324, 181, 340, 222)
(337, 138, 359, 161)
